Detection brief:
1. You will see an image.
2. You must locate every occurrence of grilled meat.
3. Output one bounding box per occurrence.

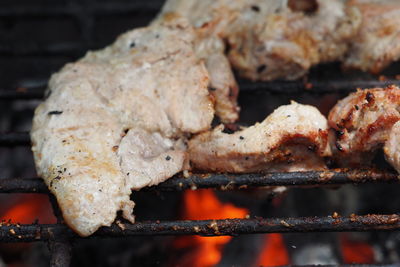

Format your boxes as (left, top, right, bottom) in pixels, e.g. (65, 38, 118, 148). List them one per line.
(344, 0, 400, 73)
(384, 121, 400, 173)
(159, 0, 360, 81)
(188, 102, 331, 173)
(31, 17, 214, 236)
(328, 85, 400, 166)
(196, 35, 240, 123)
(153, 13, 240, 123)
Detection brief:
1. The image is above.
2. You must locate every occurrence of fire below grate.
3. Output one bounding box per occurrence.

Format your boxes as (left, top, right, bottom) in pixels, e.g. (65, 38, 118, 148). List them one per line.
(1, 128, 400, 266)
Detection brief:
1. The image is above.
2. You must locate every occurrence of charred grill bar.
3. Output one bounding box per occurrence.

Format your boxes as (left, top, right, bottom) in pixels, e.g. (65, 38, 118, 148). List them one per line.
(1, 214, 400, 242)
(0, 169, 399, 194)
(1, 80, 400, 100)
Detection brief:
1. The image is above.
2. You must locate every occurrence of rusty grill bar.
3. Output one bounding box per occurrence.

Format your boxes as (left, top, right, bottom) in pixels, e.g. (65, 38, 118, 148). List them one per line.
(1, 214, 400, 242)
(0, 169, 399, 194)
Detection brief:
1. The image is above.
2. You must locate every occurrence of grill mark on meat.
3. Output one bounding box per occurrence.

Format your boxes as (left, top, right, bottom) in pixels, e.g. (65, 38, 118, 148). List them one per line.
(329, 85, 400, 167)
(189, 102, 331, 173)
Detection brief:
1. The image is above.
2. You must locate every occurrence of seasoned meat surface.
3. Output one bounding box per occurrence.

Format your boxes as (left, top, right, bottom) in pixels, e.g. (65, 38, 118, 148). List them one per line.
(196, 35, 240, 123)
(189, 102, 331, 173)
(159, 0, 360, 81)
(344, 0, 400, 73)
(31, 17, 214, 236)
(153, 13, 240, 123)
(384, 121, 400, 173)
(328, 85, 400, 166)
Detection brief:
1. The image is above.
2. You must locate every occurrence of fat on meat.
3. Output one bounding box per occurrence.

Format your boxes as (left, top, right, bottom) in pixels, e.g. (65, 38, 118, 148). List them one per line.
(31, 17, 214, 236)
(189, 101, 331, 173)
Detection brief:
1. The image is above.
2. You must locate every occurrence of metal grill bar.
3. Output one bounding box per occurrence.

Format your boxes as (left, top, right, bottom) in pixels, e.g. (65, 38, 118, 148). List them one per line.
(0, 169, 398, 194)
(0, 132, 31, 146)
(0, 3, 162, 17)
(1, 214, 399, 242)
(1, 80, 399, 100)
(0, 43, 90, 57)
(240, 79, 400, 94)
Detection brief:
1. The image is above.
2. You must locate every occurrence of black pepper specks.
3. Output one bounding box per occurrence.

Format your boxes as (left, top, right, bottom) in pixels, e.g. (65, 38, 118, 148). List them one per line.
(251, 5, 260, 12)
(239, 136, 245, 140)
(308, 144, 317, 152)
(49, 176, 62, 187)
(129, 42, 136, 48)
(48, 110, 63, 116)
(335, 141, 344, 152)
(336, 130, 345, 139)
(166, 155, 171, 161)
(209, 87, 217, 91)
(257, 65, 267, 73)
(366, 92, 374, 103)
(354, 105, 359, 110)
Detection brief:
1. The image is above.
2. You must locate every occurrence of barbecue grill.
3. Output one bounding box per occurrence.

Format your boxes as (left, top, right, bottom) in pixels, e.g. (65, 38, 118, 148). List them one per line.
(2, 0, 400, 266)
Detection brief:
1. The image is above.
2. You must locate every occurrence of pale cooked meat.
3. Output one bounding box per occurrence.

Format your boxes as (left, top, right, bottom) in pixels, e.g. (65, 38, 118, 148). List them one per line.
(227, 0, 360, 81)
(344, 0, 400, 73)
(159, 0, 361, 81)
(384, 121, 400, 173)
(328, 85, 400, 165)
(188, 102, 331, 173)
(153, 13, 240, 123)
(195, 35, 240, 123)
(118, 128, 187, 190)
(31, 17, 214, 236)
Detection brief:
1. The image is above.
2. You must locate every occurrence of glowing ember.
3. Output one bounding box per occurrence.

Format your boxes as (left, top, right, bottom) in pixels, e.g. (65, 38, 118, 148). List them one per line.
(0, 194, 56, 224)
(340, 233, 375, 264)
(174, 190, 248, 267)
(257, 234, 290, 266)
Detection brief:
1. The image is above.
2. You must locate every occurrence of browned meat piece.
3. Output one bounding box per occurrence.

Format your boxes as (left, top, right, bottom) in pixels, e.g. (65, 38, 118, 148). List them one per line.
(344, 0, 400, 73)
(189, 102, 331, 173)
(159, 0, 361, 81)
(31, 17, 214, 236)
(328, 85, 400, 166)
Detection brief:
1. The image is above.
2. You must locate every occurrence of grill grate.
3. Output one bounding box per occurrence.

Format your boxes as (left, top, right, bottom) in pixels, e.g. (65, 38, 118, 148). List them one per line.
(1, 214, 400, 242)
(2, 0, 400, 266)
(0, 169, 399, 194)
(2, 80, 400, 100)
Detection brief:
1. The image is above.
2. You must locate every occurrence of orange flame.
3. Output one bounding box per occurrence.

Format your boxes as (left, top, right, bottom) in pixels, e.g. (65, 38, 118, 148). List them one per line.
(340, 233, 374, 264)
(174, 190, 248, 267)
(0, 194, 56, 224)
(257, 234, 290, 266)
